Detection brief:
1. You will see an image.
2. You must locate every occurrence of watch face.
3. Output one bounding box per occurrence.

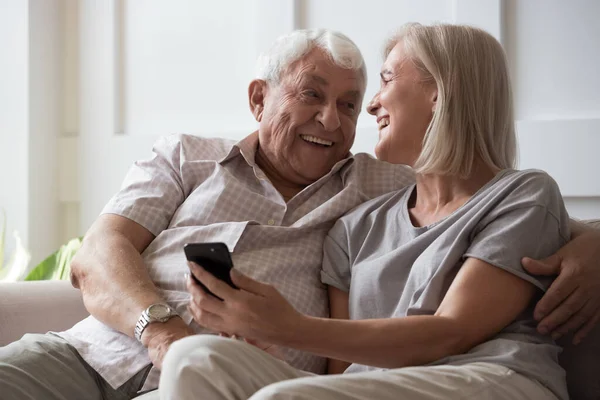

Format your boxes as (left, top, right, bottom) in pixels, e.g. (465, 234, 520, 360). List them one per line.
(148, 304, 171, 320)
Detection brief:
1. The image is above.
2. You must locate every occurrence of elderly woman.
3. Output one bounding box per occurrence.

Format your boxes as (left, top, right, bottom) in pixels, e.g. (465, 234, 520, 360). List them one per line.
(160, 24, 570, 400)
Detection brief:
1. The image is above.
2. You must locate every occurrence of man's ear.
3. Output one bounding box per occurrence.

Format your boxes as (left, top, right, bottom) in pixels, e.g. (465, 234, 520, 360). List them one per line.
(248, 79, 267, 122)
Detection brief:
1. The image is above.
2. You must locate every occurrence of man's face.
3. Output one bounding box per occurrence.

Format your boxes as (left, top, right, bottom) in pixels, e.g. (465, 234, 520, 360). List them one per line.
(253, 48, 365, 185)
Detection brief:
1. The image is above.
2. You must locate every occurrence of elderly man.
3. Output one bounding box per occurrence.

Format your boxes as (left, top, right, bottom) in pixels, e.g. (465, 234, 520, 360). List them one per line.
(0, 29, 598, 400)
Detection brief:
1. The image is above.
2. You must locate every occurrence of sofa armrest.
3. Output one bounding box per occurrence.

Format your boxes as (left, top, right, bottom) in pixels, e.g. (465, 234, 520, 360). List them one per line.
(0, 281, 89, 346)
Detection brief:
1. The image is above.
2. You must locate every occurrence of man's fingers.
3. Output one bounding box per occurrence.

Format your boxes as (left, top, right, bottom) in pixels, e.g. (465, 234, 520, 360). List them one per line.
(574, 309, 600, 345)
(230, 269, 271, 296)
(522, 254, 562, 276)
(548, 298, 593, 340)
(534, 270, 577, 322)
(537, 286, 583, 334)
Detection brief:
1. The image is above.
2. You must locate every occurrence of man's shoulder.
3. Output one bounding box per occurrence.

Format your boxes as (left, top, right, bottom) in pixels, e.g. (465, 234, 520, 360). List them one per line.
(340, 152, 415, 197)
(347, 152, 414, 175)
(157, 133, 238, 162)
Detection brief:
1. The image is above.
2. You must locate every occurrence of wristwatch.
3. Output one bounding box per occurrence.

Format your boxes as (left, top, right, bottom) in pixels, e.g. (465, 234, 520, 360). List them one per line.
(134, 303, 179, 342)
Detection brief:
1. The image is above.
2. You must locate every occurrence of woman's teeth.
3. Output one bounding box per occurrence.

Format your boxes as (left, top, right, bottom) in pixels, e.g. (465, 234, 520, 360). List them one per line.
(378, 118, 390, 130)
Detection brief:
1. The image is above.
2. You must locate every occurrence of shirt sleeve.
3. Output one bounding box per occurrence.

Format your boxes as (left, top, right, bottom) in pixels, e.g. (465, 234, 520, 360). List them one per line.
(464, 172, 571, 291)
(101, 134, 186, 236)
(321, 219, 352, 292)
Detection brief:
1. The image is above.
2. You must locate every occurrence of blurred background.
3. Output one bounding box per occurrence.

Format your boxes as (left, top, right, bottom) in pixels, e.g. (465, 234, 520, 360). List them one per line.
(1, 0, 599, 267)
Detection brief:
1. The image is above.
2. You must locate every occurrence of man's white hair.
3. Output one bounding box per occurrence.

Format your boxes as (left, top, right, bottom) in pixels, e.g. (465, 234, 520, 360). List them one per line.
(256, 29, 367, 87)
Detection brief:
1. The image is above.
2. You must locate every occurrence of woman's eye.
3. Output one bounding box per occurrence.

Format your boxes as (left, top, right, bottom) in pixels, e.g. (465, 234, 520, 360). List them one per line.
(305, 90, 319, 98)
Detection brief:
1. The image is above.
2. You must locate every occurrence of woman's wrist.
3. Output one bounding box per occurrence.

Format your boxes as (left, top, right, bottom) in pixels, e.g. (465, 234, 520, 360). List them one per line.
(280, 314, 323, 350)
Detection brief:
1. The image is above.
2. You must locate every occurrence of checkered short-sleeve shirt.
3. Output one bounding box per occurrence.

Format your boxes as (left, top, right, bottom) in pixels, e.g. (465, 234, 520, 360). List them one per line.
(56, 132, 415, 390)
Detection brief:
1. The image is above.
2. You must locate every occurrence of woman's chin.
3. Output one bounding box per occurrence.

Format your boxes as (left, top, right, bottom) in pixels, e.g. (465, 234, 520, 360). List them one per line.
(374, 138, 389, 162)
(374, 145, 388, 163)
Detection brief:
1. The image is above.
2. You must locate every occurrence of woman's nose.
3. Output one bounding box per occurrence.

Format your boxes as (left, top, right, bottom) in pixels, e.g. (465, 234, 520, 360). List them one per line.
(367, 93, 380, 115)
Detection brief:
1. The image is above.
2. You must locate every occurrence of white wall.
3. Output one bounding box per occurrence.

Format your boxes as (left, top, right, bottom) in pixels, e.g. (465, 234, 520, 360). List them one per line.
(28, 0, 63, 265)
(504, 0, 600, 219)
(0, 1, 30, 259)
(0, 0, 64, 266)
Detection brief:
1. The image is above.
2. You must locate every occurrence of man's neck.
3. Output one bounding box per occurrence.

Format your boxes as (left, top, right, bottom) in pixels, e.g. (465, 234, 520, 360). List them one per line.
(255, 148, 307, 202)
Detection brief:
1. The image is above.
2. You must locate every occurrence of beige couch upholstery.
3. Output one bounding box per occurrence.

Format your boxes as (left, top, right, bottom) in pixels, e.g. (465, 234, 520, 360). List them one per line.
(0, 280, 88, 346)
(0, 281, 161, 399)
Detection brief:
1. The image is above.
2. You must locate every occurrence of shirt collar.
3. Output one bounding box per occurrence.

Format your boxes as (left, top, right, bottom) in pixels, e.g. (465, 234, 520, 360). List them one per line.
(219, 131, 259, 167)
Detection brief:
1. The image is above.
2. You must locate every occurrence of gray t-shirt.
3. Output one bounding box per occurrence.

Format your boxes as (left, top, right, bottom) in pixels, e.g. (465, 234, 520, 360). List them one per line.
(321, 169, 571, 400)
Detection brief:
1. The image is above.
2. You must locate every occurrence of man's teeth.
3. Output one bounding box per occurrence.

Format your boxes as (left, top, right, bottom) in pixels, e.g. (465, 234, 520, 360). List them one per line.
(378, 118, 390, 130)
(300, 135, 333, 147)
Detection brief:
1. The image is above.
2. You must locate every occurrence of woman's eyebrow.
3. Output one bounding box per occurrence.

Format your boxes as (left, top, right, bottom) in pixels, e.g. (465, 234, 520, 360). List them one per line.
(380, 70, 393, 80)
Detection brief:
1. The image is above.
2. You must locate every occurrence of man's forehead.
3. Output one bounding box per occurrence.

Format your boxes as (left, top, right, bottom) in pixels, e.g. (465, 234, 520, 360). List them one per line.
(286, 62, 363, 94)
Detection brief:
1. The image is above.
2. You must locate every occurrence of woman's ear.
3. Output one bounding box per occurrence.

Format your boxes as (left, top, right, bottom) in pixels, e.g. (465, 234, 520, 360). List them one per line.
(430, 89, 438, 113)
(248, 79, 267, 122)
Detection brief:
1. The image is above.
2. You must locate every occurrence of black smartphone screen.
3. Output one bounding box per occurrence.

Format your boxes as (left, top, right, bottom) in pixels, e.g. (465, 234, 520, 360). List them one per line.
(183, 242, 238, 299)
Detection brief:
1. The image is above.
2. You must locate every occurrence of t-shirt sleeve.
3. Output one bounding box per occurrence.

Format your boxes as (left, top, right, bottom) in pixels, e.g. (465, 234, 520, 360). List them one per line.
(321, 219, 352, 292)
(101, 134, 186, 236)
(464, 172, 570, 291)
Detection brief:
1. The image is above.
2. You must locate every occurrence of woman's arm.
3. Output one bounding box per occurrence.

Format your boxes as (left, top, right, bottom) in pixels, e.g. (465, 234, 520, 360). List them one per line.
(327, 286, 352, 374)
(285, 257, 535, 368)
(187, 257, 536, 369)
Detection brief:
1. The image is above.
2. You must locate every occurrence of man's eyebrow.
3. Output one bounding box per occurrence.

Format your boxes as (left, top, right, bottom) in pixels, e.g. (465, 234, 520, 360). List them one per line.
(342, 90, 362, 100)
(305, 74, 329, 86)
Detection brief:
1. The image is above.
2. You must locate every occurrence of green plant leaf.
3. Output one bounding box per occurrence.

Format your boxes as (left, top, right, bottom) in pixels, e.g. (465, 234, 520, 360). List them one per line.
(25, 237, 83, 281)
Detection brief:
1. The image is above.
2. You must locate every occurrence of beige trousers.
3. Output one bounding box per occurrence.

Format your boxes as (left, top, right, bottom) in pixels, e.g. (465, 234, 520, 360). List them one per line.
(159, 335, 558, 400)
(0, 333, 152, 400)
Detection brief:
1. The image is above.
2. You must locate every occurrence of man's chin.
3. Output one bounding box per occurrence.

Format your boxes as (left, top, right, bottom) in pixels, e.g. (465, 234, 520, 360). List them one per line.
(295, 163, 335, 183)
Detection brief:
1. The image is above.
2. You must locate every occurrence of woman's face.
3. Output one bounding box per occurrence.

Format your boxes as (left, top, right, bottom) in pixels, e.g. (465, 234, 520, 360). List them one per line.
(367, 41, 437, 166)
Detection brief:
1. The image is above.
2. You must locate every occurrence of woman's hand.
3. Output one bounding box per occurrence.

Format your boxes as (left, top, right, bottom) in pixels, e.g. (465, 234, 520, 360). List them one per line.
(186, 262, 304, 345)
(522, 228, 600, 344)
(217, 332, 287, 361)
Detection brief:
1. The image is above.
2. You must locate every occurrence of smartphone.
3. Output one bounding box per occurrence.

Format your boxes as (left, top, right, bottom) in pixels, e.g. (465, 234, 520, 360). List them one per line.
(183, 242, 238, 300)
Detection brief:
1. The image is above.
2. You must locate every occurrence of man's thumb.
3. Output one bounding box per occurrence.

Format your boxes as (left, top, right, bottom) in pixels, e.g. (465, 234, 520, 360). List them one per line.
(522, 254, 562, 276)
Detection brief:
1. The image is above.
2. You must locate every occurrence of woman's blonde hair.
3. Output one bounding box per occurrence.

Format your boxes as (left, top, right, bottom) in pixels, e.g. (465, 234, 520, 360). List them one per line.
(385, 23, 517, 177)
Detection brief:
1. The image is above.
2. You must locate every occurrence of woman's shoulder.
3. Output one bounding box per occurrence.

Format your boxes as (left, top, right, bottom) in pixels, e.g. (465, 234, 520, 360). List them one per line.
(335, 186, 413, 231)
(491, 169, 563, 208)
(480, 169, 569, 239)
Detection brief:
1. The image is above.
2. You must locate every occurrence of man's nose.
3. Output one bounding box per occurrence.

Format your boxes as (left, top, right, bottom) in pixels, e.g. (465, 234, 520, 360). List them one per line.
(367, 92, 380, 115)
(317, 102, 341, 132)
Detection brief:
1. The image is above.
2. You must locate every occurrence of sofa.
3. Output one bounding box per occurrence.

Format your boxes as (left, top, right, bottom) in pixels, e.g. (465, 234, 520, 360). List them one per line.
(1, 220, 599, 399)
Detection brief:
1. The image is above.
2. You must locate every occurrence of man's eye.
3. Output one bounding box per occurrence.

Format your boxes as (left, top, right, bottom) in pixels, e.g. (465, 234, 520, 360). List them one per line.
(347, 103, 356, 110)
(305, 90, 319, 98)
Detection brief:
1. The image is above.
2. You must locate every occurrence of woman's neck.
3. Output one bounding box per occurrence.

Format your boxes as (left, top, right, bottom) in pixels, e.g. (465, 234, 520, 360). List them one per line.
(409, 161, 500, 227)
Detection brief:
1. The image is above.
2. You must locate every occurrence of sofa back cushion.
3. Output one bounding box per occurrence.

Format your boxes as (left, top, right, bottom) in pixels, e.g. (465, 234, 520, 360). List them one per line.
(558, 218, 600, 400)
(559, 325, 600, 400)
